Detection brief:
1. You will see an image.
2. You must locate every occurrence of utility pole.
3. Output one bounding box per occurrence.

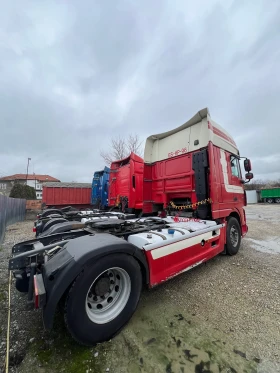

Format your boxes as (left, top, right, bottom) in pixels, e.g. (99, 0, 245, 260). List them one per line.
(26, 158, 31, 183)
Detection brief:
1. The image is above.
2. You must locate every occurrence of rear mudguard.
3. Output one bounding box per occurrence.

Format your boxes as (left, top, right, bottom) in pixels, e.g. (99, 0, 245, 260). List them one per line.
(41, 209, 64, 218)
(39, 221, 85, 237)
(42, 233, 149, 329)
(12, 229, 89, 254)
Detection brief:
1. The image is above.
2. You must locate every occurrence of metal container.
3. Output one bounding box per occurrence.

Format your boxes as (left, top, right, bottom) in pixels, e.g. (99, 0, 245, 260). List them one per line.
(42, 182, 92, 208)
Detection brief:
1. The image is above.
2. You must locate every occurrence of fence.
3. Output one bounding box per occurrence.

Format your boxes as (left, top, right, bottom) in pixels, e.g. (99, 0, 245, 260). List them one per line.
(0, 194, 26, 244)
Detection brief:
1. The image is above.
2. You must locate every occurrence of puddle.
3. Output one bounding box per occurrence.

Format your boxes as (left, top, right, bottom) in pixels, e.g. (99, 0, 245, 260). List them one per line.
(246, 237, 280, 254)
(245, 213, 280, 223)
(245, 213, 260, 220)
(245, 206, 280, 223)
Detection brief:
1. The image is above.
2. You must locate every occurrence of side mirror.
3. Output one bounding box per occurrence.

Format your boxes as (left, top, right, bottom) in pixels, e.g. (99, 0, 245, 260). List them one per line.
(244, 159, 252, 172)
(245, 172, 254, 181)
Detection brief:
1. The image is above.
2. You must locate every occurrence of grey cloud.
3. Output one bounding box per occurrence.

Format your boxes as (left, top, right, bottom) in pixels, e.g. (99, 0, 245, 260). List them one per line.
(0, 0, 279, 182)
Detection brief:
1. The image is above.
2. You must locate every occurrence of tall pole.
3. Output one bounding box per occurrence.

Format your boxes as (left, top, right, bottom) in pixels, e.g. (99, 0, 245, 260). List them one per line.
(26, 158, 31, 183)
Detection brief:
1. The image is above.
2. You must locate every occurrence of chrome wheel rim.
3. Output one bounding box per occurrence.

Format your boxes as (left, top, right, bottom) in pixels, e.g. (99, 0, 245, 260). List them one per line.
(85, 267, 131, 324)
(230, 225, 239, 247)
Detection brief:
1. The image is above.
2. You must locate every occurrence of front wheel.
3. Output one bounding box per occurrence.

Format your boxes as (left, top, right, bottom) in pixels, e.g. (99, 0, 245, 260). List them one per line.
(64, 254, 142, 346)
(226, 217, 241, 256)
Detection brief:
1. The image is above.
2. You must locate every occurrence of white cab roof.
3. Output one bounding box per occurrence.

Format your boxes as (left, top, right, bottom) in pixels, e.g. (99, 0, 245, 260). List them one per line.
(144, 108, 239, 163)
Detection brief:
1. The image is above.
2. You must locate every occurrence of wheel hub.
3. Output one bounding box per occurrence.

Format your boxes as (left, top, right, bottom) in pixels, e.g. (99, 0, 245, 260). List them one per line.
(230, 225, 238, 247)
(85, 267, 131, 324)
(93, 276, 110, 296)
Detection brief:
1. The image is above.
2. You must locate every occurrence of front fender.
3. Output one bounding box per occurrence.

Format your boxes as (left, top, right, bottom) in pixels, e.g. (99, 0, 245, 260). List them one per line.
(42, 233, 149, 329)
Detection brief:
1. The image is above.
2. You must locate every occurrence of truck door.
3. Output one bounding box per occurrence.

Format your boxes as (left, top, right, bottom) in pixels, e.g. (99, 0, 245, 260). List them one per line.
(229, 155, 245, 205)
(102, 179, 108, 207)
(91, 174, 100, 205)
(220, 149, 244, 205)
(230, 156, 241, 181)
(109, 171, 118, 207)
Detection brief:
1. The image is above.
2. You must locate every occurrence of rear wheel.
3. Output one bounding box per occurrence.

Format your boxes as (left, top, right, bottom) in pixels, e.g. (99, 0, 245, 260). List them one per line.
(64, 254, 142, 346)
(226, 217, 241, 256)
(275, 198, 280, 204)
(267, 198, 274, 204)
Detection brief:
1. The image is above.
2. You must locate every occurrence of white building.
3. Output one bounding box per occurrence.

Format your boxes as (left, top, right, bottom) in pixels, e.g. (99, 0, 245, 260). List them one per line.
(0, 174, 60, 199)
(26, 179, 44, 199)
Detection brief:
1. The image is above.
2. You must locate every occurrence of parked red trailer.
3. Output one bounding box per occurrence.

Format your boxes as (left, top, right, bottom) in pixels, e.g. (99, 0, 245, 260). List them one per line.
(42, 182, 92, 209)
(108, 152, 144, 212)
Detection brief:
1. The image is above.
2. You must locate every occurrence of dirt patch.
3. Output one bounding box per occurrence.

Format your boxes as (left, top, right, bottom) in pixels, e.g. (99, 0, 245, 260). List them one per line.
(0, 206, 280, 373)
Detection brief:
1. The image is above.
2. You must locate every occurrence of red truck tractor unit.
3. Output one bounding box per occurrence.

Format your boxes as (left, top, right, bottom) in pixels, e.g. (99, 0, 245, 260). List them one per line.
(108, 152, 144, 213)
(9, 108, 253, 346)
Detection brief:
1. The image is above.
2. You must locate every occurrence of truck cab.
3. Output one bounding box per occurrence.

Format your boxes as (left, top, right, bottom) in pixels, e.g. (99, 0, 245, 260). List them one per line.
(143, 108, 252, 236)
(108, 152, 144, 212)
(91, 166, 110, 209)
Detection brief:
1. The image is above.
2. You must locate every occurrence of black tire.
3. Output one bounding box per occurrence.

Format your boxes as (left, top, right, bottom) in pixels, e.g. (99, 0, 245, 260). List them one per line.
(275, 198, 280, 204)
(42, 217, 68, 232)
(267, 198, 274, 204)
(226, 217, 241, 256)
(64, 254, 142, 346)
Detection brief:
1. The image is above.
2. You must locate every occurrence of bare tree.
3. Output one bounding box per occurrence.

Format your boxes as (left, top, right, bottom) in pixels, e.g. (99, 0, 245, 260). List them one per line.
(100, 134, 143, 165)
(127, 134, 143, 156)
(111, 136, 127, 160)
(244, 179, 266, 190)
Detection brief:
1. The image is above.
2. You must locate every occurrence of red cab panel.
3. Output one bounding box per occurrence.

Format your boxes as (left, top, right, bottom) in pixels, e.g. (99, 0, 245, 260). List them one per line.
(143, 153, 196, 213)
(108, 152, 144, 210)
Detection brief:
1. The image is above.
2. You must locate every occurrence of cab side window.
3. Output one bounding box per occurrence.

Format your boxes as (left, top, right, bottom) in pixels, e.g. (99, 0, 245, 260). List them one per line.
(230, 156, 241, 178)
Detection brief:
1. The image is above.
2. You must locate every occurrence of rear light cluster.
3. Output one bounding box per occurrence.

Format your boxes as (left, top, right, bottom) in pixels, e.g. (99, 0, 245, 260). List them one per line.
(33, 274, 46, 309)
(34, 275, 39, 308)
(33, 227, 36, 233)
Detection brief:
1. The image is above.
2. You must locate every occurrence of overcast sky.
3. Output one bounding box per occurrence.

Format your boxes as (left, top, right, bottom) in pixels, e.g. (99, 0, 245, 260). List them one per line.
(0, 0, 279, 182)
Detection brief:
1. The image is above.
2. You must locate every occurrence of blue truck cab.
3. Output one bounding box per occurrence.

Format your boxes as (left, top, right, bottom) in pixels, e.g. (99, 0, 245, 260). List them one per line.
(91, 166, 110, 209)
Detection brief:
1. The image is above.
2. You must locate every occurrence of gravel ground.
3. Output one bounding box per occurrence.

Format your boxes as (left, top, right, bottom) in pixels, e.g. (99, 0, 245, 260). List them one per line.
(0, 205, 279, 373)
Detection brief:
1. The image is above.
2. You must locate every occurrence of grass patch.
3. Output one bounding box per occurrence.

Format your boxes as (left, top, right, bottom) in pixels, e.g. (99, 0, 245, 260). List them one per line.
(21, 294, 259, 373)
(0, 282, 8, 302)
(28, 315, 106, 373)
(0, 290, 7, 302)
